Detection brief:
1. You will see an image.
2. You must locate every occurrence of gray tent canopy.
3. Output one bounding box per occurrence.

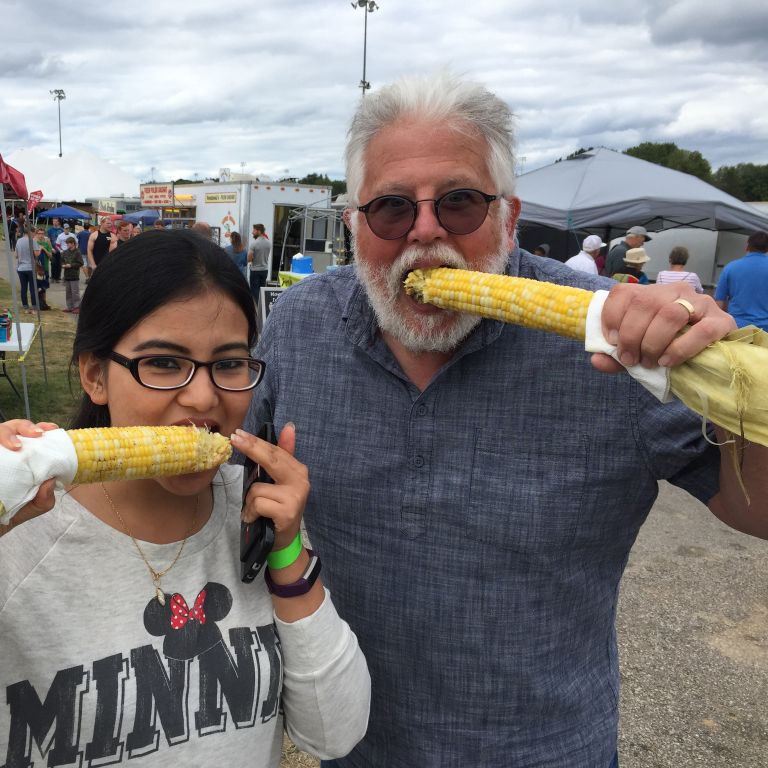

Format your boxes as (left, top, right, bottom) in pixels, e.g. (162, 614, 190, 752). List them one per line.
(516, 148, 768, 236)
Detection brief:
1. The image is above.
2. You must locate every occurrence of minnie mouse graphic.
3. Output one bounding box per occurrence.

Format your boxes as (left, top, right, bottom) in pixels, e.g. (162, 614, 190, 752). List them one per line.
(143, 582, 233, 661)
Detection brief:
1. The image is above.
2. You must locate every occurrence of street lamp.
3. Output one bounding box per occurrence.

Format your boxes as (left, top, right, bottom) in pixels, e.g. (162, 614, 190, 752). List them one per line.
(49, 89, 66, 157)
(351, 1, 378, 96)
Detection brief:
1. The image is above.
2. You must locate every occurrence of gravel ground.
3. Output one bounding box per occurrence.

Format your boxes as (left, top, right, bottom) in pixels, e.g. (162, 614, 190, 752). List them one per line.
(283, 481, 768, 767)
(617, 481, 768, 767)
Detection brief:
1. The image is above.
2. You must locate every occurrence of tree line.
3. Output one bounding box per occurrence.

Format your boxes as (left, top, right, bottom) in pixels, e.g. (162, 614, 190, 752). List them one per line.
(624, 143, 768, 202)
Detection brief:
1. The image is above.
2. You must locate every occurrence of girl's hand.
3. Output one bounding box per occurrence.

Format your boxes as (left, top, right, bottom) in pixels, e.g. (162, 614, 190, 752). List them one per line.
(231, 424, 309, 550)
(0, 420, 60, 533)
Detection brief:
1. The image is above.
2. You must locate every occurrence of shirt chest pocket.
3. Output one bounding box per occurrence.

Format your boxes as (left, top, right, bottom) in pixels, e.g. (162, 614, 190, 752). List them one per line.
(467, 434, 588, 552)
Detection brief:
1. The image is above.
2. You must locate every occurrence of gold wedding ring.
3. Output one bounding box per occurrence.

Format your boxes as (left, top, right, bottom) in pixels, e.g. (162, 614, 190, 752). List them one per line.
(673, 298, 695, 318)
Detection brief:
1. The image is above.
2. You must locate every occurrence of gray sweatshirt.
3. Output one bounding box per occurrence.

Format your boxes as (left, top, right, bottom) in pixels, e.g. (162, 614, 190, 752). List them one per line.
(0, 464, 370, 766)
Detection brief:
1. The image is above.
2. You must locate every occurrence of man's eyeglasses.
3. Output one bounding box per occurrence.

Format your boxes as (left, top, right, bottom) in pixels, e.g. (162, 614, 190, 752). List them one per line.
(357, 188, 499, 240)
(108, 352, 265, 391)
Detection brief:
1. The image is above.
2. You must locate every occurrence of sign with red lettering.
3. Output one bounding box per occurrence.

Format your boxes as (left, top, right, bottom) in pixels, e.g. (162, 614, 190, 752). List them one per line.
(27, 190, 44, 213)
(140, 184, 173, 206)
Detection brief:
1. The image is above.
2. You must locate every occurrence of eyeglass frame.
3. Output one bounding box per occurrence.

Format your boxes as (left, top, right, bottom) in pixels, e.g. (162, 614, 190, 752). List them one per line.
(356, 188, 500, 240)
(107, 351, 266, 391)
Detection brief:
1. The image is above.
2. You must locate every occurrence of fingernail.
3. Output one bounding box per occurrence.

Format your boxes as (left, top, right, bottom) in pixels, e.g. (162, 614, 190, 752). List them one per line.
(658, 355, 671, 367)
(9, 438, 21, 448)
(285, 421, 295, 429)
(606, 330, 618, 346)
(230, 431, 243, 444)
(620, 352, 635, 366)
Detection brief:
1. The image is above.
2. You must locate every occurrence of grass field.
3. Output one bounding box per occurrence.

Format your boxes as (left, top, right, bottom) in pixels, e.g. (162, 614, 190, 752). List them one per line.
(0, 278, 81, 425)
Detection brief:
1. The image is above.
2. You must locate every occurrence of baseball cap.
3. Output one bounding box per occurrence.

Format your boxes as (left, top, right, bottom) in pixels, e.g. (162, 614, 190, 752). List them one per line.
(626, 226, 652, 241)
(583, 235, 606, 252)
(63, 222, 70, 228)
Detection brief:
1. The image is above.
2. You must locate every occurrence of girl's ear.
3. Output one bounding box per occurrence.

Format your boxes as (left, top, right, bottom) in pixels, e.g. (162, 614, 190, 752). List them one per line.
(79, 353, 108, 405)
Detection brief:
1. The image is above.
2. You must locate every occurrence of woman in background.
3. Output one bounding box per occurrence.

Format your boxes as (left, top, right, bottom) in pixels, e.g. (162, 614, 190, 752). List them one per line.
(224, 231, 249, 280)
(655, 246, 704, 293)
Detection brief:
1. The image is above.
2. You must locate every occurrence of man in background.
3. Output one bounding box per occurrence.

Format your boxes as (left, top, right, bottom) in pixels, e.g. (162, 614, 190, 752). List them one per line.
(247, 223, 271, 302)
(87, 218, 116, 271)
(603, 225, 651, 277)
(191, 220, 212, 238)
(46, 217, 64, 283)
(77, 223, 92, 281)
(715, 231, 768, 330)
(565, 234, 606, 275)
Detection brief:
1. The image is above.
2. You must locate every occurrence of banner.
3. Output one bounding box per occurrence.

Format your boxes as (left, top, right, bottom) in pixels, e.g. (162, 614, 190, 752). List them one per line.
(27, 190, 43, 213)
(0, 154, 28, 200)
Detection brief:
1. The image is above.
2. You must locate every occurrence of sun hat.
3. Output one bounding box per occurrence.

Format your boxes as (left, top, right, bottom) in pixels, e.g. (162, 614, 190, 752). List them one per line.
(582, 234, 606, 252)
(624, 247, 650, 265)
(626, 225, 652, 241)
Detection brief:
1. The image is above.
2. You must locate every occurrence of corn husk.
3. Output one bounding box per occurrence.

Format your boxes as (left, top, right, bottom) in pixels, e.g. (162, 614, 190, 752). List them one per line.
(670, 325, 768, 447)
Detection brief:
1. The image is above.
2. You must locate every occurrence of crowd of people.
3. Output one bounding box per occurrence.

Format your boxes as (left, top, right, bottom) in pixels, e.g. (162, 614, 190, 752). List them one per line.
(9, 213, 276, 315)
(550, 224, 767, 331)
(1, 71, 767, 768)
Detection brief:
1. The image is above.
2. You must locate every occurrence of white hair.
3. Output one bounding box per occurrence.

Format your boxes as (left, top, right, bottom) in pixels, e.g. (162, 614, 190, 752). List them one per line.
(344, 71, 517, 206)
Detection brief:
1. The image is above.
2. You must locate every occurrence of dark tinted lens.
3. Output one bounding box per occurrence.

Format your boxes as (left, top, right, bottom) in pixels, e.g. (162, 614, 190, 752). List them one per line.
(366, 196, 415, 239)
(211, 359, 263, 391)
(436, 189, 490, 234)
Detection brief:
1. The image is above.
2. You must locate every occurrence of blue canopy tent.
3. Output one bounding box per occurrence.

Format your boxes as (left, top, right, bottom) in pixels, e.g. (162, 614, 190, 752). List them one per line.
(36, 204, 91, 220)
(123, 209, 160, 225)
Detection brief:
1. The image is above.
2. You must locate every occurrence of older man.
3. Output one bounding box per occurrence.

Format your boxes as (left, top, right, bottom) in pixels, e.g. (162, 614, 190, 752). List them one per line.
(565, 234, 606, 275)
(246, 73, 767, 768)
(603, 225, 652, 277)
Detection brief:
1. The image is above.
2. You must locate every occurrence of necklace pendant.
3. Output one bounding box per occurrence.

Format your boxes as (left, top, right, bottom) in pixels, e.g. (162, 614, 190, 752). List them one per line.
(155, 587, 166, 606)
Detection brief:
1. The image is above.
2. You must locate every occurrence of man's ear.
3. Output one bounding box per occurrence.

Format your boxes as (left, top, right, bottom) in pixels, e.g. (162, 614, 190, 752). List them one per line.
(79, 353, 108, 405)
(343, 207, 353, 230)
(505, 196, 521, 242)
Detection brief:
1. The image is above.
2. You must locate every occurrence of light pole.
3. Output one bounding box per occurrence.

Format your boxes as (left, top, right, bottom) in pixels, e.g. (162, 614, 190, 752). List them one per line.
(351, 1, 378, 96)
(49, 89, 66, 157)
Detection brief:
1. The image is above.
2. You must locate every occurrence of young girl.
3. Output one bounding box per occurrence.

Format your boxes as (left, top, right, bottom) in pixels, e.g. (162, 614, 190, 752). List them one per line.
(0, 230, 369, 766)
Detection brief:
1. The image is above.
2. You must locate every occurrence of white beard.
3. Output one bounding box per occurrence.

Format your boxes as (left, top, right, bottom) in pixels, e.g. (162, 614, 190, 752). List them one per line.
(353, 231, 511, 353)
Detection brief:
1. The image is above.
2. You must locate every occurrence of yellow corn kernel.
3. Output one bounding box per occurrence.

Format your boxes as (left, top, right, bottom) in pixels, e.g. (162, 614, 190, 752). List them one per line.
(404, 267, 593, 341)
(69, 426, 232, 483)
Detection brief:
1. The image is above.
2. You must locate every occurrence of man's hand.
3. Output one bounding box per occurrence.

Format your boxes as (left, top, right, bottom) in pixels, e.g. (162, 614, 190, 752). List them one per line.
(591, 283, 736, 373)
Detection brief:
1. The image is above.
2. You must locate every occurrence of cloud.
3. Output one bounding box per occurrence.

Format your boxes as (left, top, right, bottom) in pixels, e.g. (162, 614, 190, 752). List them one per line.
(1, 0, 766, 186)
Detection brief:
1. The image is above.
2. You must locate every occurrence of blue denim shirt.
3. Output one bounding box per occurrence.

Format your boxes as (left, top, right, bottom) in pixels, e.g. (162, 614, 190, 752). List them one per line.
(246, 249, 720, 767)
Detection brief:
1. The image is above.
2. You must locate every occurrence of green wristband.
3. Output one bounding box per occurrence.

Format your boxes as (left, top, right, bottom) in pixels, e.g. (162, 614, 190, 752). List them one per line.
(267, 533, 303, 570)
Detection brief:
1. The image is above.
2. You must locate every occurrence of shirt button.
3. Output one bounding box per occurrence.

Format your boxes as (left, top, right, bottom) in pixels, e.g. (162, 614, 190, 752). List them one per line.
(416, 404, 428, 416)
(413, 455, 425, 468)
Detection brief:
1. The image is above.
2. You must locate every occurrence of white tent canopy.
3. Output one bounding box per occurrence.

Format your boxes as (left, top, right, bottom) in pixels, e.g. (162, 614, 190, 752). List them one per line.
(4, 148, 139, 202)
(516, 148, 768, 235)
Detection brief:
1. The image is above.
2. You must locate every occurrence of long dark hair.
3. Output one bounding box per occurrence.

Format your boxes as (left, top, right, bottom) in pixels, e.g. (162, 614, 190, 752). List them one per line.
(70, 229, 257, 428)
(230, 231, 244, 251)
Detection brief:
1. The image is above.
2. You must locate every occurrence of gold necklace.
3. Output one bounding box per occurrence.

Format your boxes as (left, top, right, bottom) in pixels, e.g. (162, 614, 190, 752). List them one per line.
(101, 483, 199, 606)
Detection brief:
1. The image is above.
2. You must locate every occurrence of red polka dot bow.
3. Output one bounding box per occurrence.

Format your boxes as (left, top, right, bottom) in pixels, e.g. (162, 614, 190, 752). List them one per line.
(170, 590, 207, 630)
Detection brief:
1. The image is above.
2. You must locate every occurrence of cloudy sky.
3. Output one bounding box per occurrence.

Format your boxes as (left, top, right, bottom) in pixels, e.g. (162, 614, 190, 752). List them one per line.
(3, 0, 767, 184)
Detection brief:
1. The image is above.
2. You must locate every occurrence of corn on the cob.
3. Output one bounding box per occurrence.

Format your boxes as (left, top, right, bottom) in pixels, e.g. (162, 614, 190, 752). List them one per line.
(404, 267, 593, 340)
(0, 426, 233, 525)
(69, 426, 232, 483)
(404, 267, 768, 448)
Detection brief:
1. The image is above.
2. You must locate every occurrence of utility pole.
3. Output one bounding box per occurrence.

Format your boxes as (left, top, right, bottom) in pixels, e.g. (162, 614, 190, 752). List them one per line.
(49, 89, 66, 157)
(351, 1, 378, 96)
